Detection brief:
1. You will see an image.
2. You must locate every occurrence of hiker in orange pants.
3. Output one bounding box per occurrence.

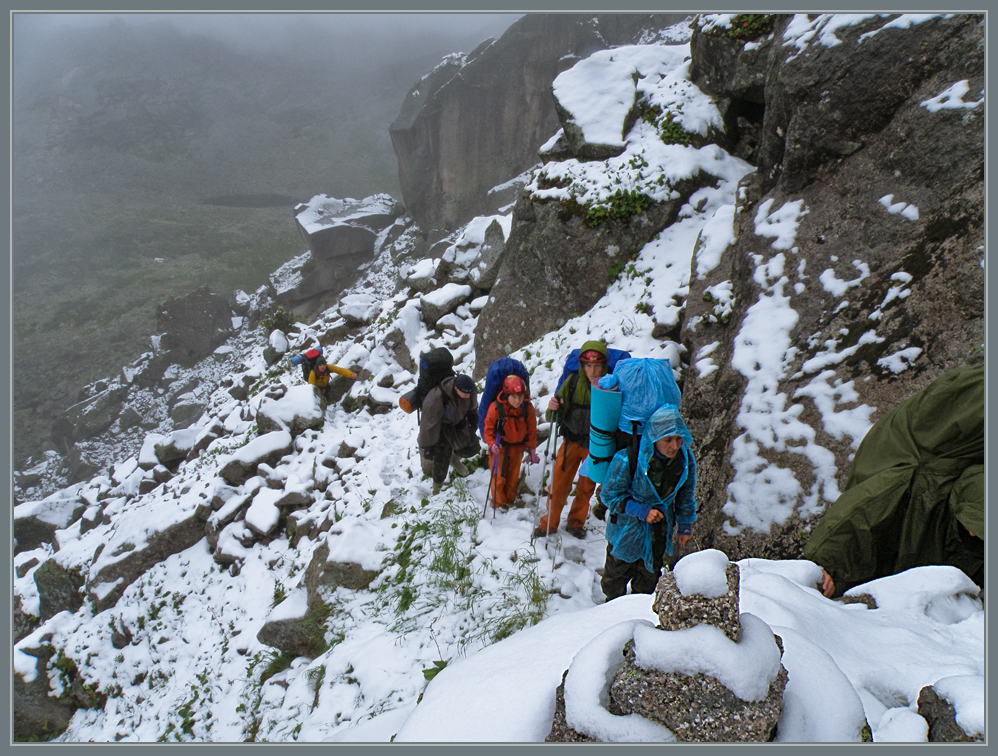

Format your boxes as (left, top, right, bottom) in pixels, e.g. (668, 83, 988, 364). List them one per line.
(537, 440, 596, 536)
(534, 342, 609, 539)
(483, 376, 539, 509)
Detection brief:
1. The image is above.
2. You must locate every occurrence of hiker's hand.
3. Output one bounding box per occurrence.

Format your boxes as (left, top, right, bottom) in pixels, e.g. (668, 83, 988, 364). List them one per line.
(350, 372, 358, 379)
(527, 449, 540, 464)
(646, 509, 664, 524)
(489, 443, 501, 455)
(675, 533, 691, 548)
(820, 569, 835, 598)
(547, 397, 561, 411)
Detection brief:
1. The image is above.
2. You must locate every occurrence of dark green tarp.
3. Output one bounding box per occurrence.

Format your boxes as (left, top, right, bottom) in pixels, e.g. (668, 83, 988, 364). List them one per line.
(803, 363, 984, 595)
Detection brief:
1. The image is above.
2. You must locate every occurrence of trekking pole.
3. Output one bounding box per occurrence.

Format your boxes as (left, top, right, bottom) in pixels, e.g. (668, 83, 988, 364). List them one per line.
(544, 422, 561, 540)
(482, 439, 500, 518)
(536, 424, 555, 513)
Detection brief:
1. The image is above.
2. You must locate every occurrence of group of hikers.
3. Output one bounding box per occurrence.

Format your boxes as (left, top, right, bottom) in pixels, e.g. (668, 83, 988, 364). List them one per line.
(295, 337, 699, 602)
(288, 339, 985, 603)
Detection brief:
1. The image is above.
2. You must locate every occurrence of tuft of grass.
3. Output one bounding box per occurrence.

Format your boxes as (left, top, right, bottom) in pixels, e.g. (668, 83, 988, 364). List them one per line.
(725, 14, 775, 42)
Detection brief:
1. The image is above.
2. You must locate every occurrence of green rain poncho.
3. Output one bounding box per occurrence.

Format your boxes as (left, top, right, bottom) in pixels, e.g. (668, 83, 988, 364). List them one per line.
(803, 363, 984, 595)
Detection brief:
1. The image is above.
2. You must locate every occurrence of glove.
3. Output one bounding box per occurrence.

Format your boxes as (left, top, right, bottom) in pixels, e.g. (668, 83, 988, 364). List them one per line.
(489, 443, 501, 455)
(527, 449, 540, 464)
(598, 374, 619, 390)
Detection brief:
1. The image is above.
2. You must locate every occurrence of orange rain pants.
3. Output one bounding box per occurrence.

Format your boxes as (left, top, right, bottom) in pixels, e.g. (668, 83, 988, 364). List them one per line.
(537, 439, 595, 532)
(489, 444, 525, 508)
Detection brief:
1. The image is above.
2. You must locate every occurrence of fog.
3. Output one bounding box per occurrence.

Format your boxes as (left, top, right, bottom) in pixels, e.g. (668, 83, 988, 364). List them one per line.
(14, 13, 520, 75)
(10, 11, 521, 471)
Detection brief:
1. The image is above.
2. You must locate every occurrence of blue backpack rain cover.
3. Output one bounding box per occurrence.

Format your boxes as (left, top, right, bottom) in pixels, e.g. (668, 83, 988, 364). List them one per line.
(554, 348, 632, 392)
(600, 357, 681, 435)
(478, 356, 531, 437)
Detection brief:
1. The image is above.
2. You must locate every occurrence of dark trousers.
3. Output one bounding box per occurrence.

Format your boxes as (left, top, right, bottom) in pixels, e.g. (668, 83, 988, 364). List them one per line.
(600, 520, 669, 600)
(428, 437, 480, 484)
(601, 546, 660, 600)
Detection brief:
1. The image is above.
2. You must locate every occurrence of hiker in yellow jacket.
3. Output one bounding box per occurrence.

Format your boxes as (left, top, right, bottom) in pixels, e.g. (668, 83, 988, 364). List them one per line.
(308, 361, 358, 400)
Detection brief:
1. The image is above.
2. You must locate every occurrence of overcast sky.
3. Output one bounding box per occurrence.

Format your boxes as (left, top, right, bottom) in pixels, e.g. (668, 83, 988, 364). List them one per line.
(13, 13, 523, 70)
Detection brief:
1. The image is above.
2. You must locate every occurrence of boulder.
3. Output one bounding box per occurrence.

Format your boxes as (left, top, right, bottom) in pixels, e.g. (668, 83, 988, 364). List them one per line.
(383, 327, 416, 373)
(13, 594, 40, 645)
(13, 495, 86, 554)
(185, 418, 226, 462)
(169, 399, 205, 430)
(304, 539, 380, 598)
(256, 385, 327, 437)
(156, 285, 233, 368)
(65, 384, 129, 441)
(153, 427, 200, 468)
(13, 645, 79, 742)
(244, 488, 284, 537)
(917, 684, 984, 742)
(86, 493, 210, 613)
(218, 430, 294, 487)
(468, 218, 508, 290)
(205, 491, 255, 551)
(339, 293, 381, 325)
(399, 258, 438, 294)
(420, 283, 473, 326)
(355, 386, 397, 416)
(33, 559, 84, 621)
(473, 193, 683, 376)
(256, 587, 329, 659)
(293, 193, 402, 261)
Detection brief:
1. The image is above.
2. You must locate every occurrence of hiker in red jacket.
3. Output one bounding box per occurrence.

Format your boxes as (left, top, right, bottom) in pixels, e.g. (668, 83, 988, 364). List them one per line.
(483, 375, 539, 509)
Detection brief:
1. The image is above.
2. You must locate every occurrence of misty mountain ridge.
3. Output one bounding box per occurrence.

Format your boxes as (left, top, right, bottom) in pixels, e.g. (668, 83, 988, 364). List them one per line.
(11, 13, 518, 471)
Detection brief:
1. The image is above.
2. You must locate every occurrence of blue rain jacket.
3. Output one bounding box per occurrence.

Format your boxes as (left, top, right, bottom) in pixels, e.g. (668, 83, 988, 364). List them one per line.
(603, 404, 697, 572)
(597, 358, 681, 435)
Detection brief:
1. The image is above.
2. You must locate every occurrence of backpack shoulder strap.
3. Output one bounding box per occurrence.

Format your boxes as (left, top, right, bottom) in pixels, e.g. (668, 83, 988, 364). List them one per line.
(493, 400, 505, 444)
(628, 420, 640, 479)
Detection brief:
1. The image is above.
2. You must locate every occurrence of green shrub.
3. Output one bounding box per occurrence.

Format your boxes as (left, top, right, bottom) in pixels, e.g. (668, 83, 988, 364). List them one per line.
(259, 306, 296, 336)
(725, 14, 775, 41)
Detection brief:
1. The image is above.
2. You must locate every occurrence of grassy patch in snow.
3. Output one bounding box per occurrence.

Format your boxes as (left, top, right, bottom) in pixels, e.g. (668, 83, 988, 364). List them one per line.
(377, 480, 550, 651)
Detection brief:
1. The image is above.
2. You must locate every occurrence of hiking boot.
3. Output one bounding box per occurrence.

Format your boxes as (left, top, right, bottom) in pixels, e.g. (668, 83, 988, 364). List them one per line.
(450, 456, 471, 478)
(565, 526, 587, 540)
(532, 526, 548, 539)
(432, 482, 442, 495)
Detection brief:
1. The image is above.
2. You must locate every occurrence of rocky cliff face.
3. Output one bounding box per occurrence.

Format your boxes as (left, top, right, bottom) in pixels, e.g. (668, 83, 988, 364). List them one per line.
(466, 13, 982, 560)
(389, 13, 689, 234)
(680, 14, 984, 560)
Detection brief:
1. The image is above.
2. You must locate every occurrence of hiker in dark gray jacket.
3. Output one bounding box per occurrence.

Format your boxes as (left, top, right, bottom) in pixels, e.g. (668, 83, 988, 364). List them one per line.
(418, 374, 481, 491)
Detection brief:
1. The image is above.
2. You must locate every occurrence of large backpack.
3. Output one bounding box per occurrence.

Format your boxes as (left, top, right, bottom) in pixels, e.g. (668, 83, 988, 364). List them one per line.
(399, 347, 455, 414)
(478, 356, 530, 437)
(615, 358, 682, 477)
(588, 357, 682, 481)
(554, 348, 632, 393)
(290, 346, 324, 382)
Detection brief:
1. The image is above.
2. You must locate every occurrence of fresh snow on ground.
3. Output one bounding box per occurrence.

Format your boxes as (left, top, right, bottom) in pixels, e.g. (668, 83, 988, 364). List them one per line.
(13, 17, 984, 744)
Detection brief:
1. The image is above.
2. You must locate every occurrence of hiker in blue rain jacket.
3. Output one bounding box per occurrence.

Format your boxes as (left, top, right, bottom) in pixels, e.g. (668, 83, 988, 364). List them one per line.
(600, 404, 697, 600)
